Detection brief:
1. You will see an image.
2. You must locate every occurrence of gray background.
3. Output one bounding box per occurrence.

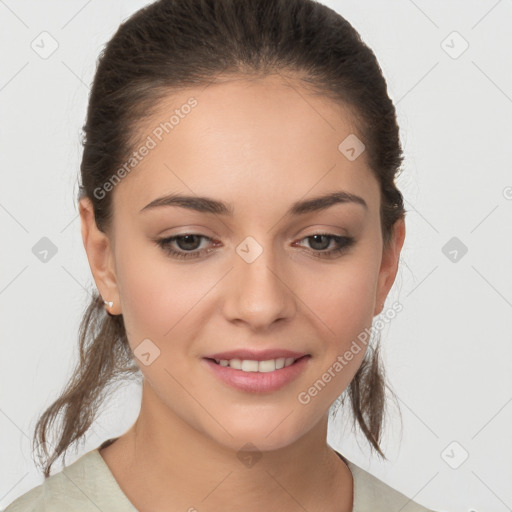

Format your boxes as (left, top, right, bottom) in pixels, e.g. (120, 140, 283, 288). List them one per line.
(1, 1, 511, 511)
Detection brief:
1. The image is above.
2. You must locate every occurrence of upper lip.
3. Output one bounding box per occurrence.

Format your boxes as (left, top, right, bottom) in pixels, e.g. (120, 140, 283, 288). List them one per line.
(203, 349, 309, 361)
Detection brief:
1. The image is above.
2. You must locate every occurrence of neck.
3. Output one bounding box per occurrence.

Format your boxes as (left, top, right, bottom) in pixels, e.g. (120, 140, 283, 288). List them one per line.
(100, 382, 353, 512)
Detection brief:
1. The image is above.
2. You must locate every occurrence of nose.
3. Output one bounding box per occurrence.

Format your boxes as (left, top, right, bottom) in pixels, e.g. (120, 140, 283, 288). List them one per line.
(222, 239, 297, 331)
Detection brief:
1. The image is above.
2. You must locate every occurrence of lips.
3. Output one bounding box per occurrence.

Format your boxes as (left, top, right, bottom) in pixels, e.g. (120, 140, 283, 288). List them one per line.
(202, 354, 311, 393)
(203, 348, 308, 362)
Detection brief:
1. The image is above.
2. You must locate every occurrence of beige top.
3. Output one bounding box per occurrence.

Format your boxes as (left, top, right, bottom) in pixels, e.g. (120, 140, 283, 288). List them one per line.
(3, 440, 437, 512)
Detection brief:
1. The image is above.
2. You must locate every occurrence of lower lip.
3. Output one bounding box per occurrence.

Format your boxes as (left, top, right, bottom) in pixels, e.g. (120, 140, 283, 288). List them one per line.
(202, 356, 311, 393)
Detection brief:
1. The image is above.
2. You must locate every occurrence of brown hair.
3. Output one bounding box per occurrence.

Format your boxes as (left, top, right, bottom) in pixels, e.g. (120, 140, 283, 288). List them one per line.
(33, 0, 405, 478)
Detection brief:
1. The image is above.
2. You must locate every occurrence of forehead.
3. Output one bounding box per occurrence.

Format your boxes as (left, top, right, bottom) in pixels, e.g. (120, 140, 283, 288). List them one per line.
(113, 73, 379, 218)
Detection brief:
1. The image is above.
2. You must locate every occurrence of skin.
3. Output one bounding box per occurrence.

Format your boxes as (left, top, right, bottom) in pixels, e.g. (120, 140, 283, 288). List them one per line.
(79, 73, 405, 512)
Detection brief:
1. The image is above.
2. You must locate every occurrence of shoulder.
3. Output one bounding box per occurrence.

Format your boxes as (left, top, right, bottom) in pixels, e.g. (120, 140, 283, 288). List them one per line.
(344, 457, 438, 512)
(2, 450, 136, 512)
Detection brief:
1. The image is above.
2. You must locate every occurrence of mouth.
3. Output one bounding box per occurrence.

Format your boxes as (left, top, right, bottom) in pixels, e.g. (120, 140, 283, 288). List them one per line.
(204, 354, 310, 372)
(201, 355, 311, 393)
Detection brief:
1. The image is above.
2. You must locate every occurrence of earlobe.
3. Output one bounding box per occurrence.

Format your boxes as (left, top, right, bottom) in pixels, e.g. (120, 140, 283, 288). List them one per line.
(78, 197, 120, 314)
(374, 217, 406, 316)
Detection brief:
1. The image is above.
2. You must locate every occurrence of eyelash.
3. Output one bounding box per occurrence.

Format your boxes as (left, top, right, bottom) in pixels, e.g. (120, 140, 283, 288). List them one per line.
(155, 233, 355, 260)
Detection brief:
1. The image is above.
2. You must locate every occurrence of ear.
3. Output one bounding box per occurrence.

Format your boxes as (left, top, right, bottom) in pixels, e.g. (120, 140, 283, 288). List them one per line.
(79, 197, 121, 315)
(374, 217, 406, 316)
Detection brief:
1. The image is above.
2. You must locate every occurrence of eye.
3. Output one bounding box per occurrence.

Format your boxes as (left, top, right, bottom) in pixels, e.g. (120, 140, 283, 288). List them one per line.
(156, 234, 216, 260)
(155, 232, 355, 260)
(293, 233, 355, 259)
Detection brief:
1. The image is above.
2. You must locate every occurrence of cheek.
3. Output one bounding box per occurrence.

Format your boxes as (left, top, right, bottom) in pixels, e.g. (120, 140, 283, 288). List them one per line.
(113, 234, 212, 348)
(305, 255, 380, 342)
(295, 256, 380, 403)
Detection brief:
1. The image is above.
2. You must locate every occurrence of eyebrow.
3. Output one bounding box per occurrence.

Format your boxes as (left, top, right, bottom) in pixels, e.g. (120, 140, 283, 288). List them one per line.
(139, 190, 368, 216)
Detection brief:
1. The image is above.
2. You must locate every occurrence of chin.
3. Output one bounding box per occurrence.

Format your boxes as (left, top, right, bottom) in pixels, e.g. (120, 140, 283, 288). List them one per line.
(202, 414, 310, 454)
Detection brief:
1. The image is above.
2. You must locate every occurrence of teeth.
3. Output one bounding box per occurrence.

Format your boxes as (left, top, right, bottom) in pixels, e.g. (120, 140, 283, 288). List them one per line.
(215, 357, 298, 372)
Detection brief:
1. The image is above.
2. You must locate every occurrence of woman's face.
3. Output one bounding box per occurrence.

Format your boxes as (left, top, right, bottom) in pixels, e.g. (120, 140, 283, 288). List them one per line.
(82, 73, 404, 452)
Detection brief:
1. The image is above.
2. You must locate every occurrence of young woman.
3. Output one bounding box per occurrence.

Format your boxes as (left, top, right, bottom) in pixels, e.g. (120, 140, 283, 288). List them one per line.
(4, 0, 438, 510)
